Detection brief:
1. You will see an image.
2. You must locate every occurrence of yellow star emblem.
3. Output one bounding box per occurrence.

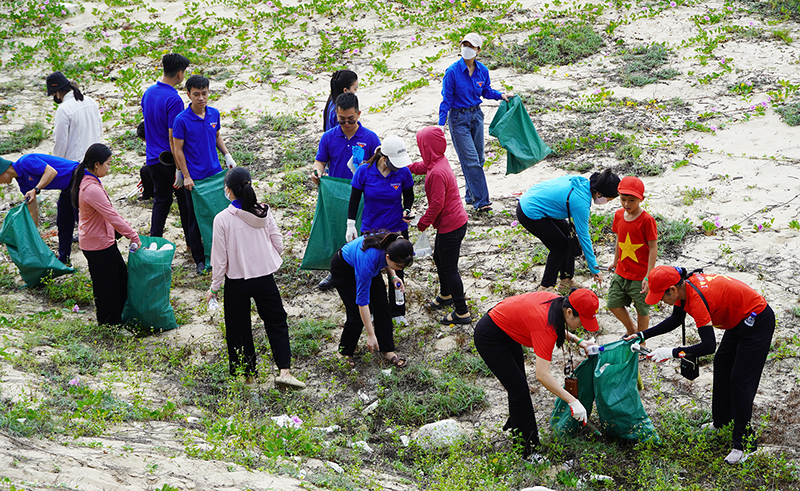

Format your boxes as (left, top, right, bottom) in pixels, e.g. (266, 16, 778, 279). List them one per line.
(619, 233, 644, 263)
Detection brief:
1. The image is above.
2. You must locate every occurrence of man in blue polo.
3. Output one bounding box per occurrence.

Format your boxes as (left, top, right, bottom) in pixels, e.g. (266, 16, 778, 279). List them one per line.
(141, 52, 204, 270)
(310, 92, 380, 290)
(0, 154, 79, 264)
(172, 75, 236, 274)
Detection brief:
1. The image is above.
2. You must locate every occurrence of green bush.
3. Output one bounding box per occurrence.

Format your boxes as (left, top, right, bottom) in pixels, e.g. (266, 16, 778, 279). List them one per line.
(0, 122, 50, 154)
(619, 43, 679, 87)
(776, 102, 800, 126)
(40, 269, 94, 306)
(289, 318, 334, 358)
(482, 23, 603, 71)
(654, 214, 694, 247)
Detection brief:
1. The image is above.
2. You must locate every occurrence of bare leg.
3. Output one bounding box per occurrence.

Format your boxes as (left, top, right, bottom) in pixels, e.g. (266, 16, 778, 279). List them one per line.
(610, 307, 637, 336)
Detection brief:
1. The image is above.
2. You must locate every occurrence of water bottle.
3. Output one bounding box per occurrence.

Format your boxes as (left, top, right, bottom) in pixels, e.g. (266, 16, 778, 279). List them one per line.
(395, 282, 405, 306)
(586, 345, 604, 356)
(744, 311, 756, 327)
(208, 297, 219, 313)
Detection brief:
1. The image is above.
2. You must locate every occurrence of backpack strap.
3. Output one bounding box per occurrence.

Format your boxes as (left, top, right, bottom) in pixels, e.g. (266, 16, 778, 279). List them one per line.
(684, 279, 711, 344)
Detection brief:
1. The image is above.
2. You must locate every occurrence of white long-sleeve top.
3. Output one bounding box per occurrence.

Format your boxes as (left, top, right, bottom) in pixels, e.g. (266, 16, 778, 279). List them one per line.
(53, 91, 103, 162)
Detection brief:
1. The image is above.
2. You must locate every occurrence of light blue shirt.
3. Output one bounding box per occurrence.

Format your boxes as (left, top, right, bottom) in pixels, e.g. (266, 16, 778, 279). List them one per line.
(340, 236, 388, 306)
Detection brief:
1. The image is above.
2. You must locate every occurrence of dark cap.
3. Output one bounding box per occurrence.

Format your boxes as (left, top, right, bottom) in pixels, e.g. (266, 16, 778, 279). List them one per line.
(0, 157, 13, 174)
(46, 72, 70, 96)
(590, 169, 621, 198)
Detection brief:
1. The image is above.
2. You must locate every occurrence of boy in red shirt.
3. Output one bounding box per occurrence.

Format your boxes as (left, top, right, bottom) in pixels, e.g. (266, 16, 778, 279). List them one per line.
(607, 176, 657, 338)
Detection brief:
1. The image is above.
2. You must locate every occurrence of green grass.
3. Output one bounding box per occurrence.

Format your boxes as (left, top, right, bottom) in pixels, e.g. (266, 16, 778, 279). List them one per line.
(40, 269, 94, 306)
(289, 318, 335, 358)
(619, 43, 680, 87)
(482, 23, 604, 71)
(776, 102, 800, 126)
(654, 214, 695, 248)
(0, 122, 50, 154)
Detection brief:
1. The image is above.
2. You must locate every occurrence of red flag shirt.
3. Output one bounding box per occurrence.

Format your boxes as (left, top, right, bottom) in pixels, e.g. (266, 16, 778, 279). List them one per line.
(488, 291, 559, 361)
(611, 209, 658, 281)
(680, 273, 767, 330)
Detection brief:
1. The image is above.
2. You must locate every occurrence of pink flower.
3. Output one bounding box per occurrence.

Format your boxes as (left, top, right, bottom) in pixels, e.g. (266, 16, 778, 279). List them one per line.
(704, 16, 710, 21)
(758, 224, 764, 231)
(714, 216, 721, 227)
(240, 54, 247, 60)
(604, 137, 611, 142)
(290, 416, 303, 426)
(670, 1, 676, 6)
(710, 126, 717, 131)
(411, 36, 416, 42)
(271, 78, 279, 83)
(352, 48, 360, 54)
(510, 220, 518, 227)
(189, 48, 196, 53)
(72, 304, 80, 312)
(68, 377, 80, 386)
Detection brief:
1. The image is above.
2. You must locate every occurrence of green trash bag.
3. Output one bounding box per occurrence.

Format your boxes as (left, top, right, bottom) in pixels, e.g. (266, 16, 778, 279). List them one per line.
(551, 358, 596, 437)
(122, 236, 178, 331)
(488, 97, 552, 175)
(0, 202, 74, 287)
(300, 176, 363, 271)
(551, 340, 658, 442)
(190, 170, 228, 268)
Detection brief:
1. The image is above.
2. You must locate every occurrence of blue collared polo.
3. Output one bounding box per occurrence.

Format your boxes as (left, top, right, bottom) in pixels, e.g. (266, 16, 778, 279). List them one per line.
(352, 163, 413, 232)
(341, 235, 388, 306)
(12, 154, 79, 194)
(315, 122, 380, 180)
(172, 105, 223, 181)
(438, 57, 503, 126)
(141, 81, 185, 166)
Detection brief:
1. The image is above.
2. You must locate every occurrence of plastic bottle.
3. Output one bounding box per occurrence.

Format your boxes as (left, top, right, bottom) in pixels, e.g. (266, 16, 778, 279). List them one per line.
(395, 282, 405, 306)
(744, 311, 757, 327)
(208, 298, 219, 313)
(586, 345, 604, 356)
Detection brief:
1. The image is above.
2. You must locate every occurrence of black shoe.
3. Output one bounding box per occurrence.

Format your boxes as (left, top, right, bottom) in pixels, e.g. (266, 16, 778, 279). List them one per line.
(196, 262, 206, 275)
(318, 273, 334, 291)
(72, 234, 79, 243)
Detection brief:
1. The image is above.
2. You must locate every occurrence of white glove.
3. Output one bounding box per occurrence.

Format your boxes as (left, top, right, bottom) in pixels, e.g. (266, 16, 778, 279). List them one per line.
(224, 153, 236, 169)
(647, 347, 676, 363)
(173, 170, 184, 188)
(568, 400, 587, 424)
(345, 219, 358, 242)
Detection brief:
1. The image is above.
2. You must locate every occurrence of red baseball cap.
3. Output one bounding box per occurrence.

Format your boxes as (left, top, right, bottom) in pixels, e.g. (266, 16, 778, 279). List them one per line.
(569, 289, 599, 332)
(617, 176, 645, 200)
(645, 265, 682, 305)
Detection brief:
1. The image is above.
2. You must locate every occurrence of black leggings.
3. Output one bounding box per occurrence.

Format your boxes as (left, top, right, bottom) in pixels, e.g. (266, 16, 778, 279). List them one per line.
(474, 313, 539, 456)
(516, 202, 573, 287)
(712, 305, 775, 450)
(83, 244, 128, 326)
(148, 163, 204, 265)
(433, 223, 468, 315)
(223, 274, 292, 376)
(330, 252, 395, 356)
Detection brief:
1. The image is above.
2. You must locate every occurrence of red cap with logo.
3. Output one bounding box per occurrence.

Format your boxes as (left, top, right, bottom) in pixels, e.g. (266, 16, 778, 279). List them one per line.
(569, 289, 599, 332)
(644, 265, 682, 305)
(617, 176, 645, 200)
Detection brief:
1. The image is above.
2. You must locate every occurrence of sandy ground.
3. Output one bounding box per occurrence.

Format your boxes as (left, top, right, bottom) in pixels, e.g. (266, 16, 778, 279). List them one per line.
(2, 0, 800, 489)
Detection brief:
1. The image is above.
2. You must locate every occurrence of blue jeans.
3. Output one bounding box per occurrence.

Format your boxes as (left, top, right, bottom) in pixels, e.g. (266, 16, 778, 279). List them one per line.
(449, 106, 490, 209)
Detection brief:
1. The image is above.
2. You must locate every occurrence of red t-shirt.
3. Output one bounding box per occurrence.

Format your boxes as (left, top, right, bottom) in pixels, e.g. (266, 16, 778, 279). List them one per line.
(679, 273, 767, 330)
(612, 209, 658, 281)
(487, 291, 559, 361)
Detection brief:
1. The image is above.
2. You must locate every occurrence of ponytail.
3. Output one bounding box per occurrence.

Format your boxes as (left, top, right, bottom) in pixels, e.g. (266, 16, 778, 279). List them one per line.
(323, 69, 358, 131)
(71, 143, 112, 209)
(360, 230, 415, 268)
(225, 167, 266, 218)
(364, 147, 384, 168)
(68, 83, 84, 102)
(676, 266, 703, 286)
(546, 291, 580, 348)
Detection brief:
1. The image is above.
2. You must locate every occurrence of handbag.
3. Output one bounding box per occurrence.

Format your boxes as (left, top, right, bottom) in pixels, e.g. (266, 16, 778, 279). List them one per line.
(563, 343, 579, 397)
(680, 281, 710, 381)
(565, 189, 583, 257)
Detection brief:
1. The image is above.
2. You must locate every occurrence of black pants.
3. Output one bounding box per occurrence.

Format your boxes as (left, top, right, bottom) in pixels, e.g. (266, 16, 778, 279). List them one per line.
(330, 251, 395, 356)
(516, 202, 573, 288)
(388, 229, 409, 318)
(148, 164, 204, 265)
(474, 314, 539, 456)
(433, 222, 468, 315)
(223, 274, 292, 377)
(83, 244, 128, 326)
(712, 305, 775, 451)
(140, 164, 154, 199)
(56, 186, 76, 263)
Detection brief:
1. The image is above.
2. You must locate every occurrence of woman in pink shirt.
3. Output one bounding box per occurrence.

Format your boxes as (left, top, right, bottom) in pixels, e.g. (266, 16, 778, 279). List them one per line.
(205, 167, 305, 389)
(408, 126, 470, 324)
(70, 144, 141, 325)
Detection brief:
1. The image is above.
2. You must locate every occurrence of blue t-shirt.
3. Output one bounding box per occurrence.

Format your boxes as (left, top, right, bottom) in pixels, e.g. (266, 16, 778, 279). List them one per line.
(12, 154, 79, 194)
(341, 236, 387, 306)
(324, 100, 337, 132)
(315, 122, 380, 180)
(352, 164, 413, 232)
(439, 58, 503, 126)
(172, 105, 223, 181)
(518, 175, 599, 273)
(142, 81, 185, 166)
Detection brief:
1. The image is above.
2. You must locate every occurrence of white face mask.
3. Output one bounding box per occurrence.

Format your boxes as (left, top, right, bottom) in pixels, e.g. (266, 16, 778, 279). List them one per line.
(461, 47, 477, 60)
(225, 188, 233, 202)
(593, 197, 608, 205)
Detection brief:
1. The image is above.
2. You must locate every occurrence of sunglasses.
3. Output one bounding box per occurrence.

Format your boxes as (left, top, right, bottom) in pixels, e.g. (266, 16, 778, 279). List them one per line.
(337, 117, 358, 125)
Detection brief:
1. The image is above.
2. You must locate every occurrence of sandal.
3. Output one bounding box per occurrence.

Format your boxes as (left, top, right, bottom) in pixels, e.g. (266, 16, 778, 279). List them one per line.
(429, 295, 454, 310)
(383, 354, 408, 369)
(476, 205, 493, 213)
(441, 312, 472, 325)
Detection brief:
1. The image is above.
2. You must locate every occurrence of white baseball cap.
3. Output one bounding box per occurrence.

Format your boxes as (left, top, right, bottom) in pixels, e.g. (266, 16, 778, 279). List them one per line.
(461, 33, 483, 49)
(381, 135, 412, 168)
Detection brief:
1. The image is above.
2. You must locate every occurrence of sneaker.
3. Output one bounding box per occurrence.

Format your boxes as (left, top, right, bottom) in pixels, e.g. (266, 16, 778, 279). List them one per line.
(559, 277, 584, 289)
(724, 448, 749, 464)
(392, 316, 408, 326)
(700, 422, 717, 431)
(196, 262, 206, 275)
(275, 374, 306, 389)
(318, 273, 335, 291)
(537, 285, 557, 293)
